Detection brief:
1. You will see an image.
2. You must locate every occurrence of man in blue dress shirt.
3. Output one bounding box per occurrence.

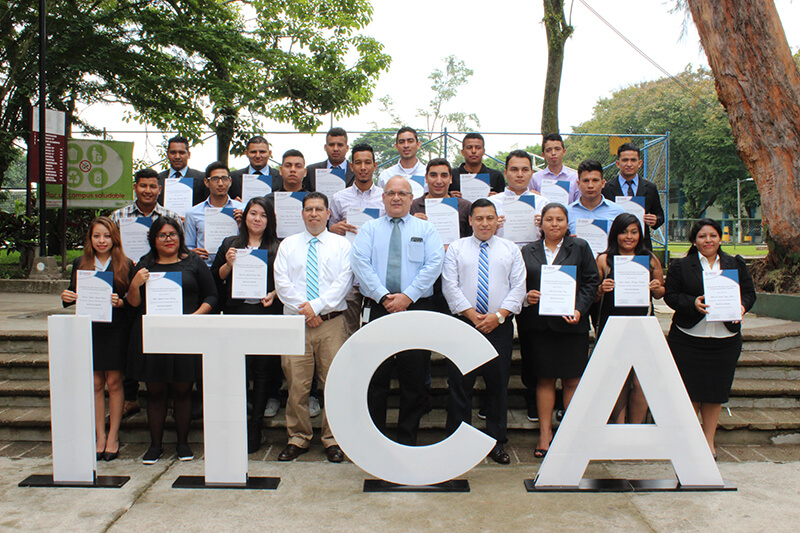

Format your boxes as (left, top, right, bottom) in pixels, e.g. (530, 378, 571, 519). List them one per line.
(567, 159, 626, 234)
(351, 176, 444, 446)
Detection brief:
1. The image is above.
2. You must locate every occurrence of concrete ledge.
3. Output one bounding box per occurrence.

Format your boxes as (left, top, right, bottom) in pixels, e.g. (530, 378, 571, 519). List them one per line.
(0, 279, 69, 294)
(752, 292, 800, 322)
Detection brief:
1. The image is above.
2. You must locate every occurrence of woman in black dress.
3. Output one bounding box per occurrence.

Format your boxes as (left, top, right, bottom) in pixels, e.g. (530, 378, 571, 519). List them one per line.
(61, 216, 132, 461)
(211, 197, 282, 453)
(127, 216, 218, 464)
(665, 218, 756, 457)
(519, 203, 599, 457)
(595, 213, 665, 424)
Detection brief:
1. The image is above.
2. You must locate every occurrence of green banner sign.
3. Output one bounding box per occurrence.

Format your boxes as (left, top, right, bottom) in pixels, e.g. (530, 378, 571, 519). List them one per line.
(45, 139, 134, 208)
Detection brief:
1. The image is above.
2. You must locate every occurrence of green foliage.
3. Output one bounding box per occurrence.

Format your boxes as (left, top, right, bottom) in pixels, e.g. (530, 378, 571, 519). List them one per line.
(567, 67, 757, 218)
(0, 200, 37, 259)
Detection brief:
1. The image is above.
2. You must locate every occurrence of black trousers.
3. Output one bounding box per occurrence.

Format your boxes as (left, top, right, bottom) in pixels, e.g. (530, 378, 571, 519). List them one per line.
(366, 298, 432, 446)
(446, 318, 513, 445)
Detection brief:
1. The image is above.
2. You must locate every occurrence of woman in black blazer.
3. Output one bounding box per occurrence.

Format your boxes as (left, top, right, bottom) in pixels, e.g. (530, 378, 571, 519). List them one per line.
(519, 203, 600, 457)
(211, 196, 282, 453)
(665, 218, 756, 457)
(61, 216, 133, 461)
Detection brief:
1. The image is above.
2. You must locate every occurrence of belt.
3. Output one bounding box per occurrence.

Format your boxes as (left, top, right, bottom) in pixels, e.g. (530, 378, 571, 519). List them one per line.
(318, 311, 343, 321)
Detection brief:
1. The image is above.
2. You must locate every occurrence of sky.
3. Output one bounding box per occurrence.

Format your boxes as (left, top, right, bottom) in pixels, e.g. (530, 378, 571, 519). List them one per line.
(76, 0, 800, 171)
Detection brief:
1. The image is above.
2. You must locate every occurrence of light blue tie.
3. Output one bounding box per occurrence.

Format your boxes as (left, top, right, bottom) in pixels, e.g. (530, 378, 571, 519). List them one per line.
(386, 218, 402, 294)
(306, 237, 319, 301)
(476, 241, 489, 314)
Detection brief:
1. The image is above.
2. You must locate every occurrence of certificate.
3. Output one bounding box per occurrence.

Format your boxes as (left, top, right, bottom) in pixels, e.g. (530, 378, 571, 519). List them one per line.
(76, 270, 113, 323)
(274, 191, 306, 238)
(315, 168, 347, 199)
(613, 255, 651, 308)
(204, 207, 239, 255)
(540, 179, 571, 206)
(502, 195, 542, 244)
(118, 216, 152, 263)
(615, 196, 646, 230)
(241, 174, 272, 205)
(575, 219, 610, 258)
(539, 265, 577, 316)
(231, 249, 269, 299)
(425, 198, 460, 245)
(345, 207, 380, 243)
(409, 175, 426, 199)
(460, 173, 491, 203)
(146, 271, 183, 315)
(164, 177, 194, 217)
(703, 269, 743, 322)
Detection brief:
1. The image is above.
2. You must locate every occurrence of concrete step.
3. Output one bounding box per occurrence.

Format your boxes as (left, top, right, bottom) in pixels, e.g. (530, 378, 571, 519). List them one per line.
(0, 333, 48, 354)
(731, 378, 800, 397)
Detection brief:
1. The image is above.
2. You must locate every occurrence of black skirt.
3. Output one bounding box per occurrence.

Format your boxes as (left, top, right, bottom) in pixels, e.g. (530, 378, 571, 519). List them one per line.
(529, 328, 590, 379)
(91, 318, 130, 372)
(667, 325, 742, 404)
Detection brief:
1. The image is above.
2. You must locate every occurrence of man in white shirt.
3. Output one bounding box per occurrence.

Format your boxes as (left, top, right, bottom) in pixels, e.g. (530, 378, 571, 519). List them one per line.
(377, 127, 427, 189)
(528, 133, 580, 203)
(274, 192, 353, 462)
(490, 150, 548, 248)
(442, 198, 526, 464)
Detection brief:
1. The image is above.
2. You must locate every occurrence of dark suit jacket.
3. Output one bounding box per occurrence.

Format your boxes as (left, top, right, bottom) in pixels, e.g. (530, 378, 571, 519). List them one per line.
(303, 161, 356, 192)
(210, 235, 282, 314)
(664, 251, 756, 334)
(157, 167, 207, 207)
(518, 235, 600, 334)
(449, 163, 506, 195)
(602, 176, 664, 250)
(229, 166, 281, 202)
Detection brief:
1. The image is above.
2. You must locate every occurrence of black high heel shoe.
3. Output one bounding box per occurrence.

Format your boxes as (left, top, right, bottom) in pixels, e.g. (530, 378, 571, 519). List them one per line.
(103, 442, 120, 461)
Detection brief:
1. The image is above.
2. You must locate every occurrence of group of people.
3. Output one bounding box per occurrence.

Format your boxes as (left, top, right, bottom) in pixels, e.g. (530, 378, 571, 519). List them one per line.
(62, 126, 755, 469)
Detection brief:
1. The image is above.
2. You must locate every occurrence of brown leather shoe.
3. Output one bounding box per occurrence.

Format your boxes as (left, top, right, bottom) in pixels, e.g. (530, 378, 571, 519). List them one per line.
(278, 444, 308, 461)
(122, 400, 140, 419)
(325, 445, 345, 463)
(488, 446, 510, 464)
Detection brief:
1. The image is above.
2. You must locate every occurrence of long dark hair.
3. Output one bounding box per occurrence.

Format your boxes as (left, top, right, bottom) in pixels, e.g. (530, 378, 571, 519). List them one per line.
(78, 216, 130, 294)
(141, 216, 191, 267)
(231, 197, 280, 257)
(604, 213, 650, 258)
(687, 218, 724, 256)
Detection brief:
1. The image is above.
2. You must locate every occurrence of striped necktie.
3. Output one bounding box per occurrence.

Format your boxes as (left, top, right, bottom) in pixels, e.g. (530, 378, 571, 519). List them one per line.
(476, 241, 490, 314)
(306, 237, 320, 301)
(626, 181, 635, 196)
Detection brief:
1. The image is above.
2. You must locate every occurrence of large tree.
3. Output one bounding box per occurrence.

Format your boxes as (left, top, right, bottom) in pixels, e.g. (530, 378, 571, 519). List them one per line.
(684, 0, 800, 265)
(541, 0, 573, 135)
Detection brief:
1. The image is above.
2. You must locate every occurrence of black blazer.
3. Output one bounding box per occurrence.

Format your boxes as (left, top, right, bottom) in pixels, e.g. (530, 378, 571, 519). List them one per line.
(157, 167, 208, 207)
(602, 176, 664, 250)
(210, 235, 281, 314)
(518, 235, 600, 334)
(664, 251, 756, 333)
(303, 161, 356, 192)
(63, 256, 134, 326)
(229, 166, 281, 201)
(449, 163, 506, 195)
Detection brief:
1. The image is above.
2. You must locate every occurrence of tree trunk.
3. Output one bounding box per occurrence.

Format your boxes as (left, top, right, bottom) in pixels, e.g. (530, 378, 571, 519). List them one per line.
(215, 106, 235, 166)
(687, 0, 800, 265)
(541, 0, 573, 136)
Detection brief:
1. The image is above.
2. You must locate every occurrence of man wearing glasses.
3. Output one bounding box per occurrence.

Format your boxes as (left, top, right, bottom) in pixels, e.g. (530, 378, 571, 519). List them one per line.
(351, 177, 444, 446)
(184, 162, 243, 266)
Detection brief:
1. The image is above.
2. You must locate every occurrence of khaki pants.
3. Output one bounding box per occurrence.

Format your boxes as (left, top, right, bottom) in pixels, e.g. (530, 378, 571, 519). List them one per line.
(343, 286, 363, 336)
(281, 314, 347, 448)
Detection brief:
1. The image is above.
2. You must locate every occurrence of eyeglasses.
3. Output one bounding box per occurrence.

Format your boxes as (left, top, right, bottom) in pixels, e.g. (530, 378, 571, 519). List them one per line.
(156, 232, 179, 241)
(384, 191, 411, 198)
(207, 176, 231, 183)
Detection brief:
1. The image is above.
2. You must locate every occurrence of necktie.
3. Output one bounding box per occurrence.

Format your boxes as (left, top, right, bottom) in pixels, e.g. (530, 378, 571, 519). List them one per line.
(626, 181, 635, 197)
(306, 237, 319, 301)
(476, 241, 490, 314)
(386, 218, 402, 294)
(333, 165, 341, 170)
(255, 169, 262, 175)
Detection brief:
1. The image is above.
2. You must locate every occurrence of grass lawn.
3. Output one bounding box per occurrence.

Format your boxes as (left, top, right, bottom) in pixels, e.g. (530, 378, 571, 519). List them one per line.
(666, 243, 768, 257)
(0, 249, 82, 279)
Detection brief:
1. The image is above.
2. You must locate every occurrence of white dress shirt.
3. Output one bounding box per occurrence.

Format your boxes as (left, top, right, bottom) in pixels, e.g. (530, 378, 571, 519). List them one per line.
(329, 184, 385, 225)
(544, 238, 564, 265)
(274, 229, 353, 316)
(442, 235, 526, 316)
(489, 189, 548, 246)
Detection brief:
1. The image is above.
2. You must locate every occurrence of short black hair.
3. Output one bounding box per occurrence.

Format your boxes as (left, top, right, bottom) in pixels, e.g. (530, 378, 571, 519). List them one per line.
(542, 133, 564, 150)
(426, 158, 451, 174)
(470, 198, 497, 216)
(617, 142, 640, 158)
(282, 149, 305, 162)
(134, 168, 158, 183)
(167, 135, 190, 151)
(350, 143, 374, 160)
(396, 126, 419, 142)
(505, 150, 532, 168)
(577, 159, 604, 177)
(205, 161, 229, 178)
(327, 127, 348, 142)
(462, 132, 485, 147)
(303, 191, 329, 209)
(246, 135, 269, 148)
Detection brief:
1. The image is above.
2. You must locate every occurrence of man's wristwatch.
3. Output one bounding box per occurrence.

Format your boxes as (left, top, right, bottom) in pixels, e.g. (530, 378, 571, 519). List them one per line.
(495, 312, 505, 324)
